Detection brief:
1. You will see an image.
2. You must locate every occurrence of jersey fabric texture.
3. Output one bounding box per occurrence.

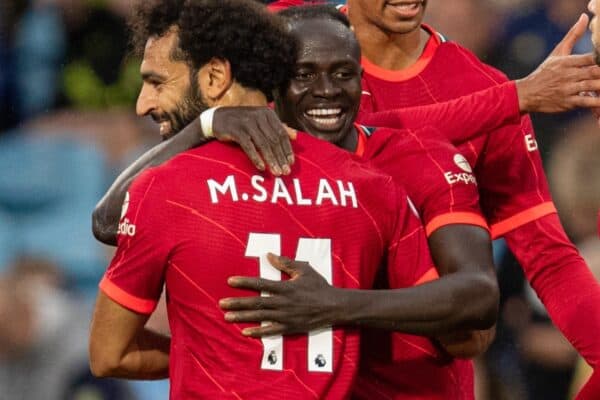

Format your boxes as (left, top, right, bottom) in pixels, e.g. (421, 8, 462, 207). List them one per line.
(354, 128, 479, 400)
(356, 24, 600, 399)
(358, 25, 554, 238)
(100, 133, 435, 400)
(356, 124, 486, 237)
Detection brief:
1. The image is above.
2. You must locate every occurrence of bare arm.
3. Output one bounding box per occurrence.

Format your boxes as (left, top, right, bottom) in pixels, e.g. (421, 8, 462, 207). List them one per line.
(89, 291, 170, 380)
(92, 108, 295, 246)
(220, 226, 498, 337)
(92, 119, 207, 245)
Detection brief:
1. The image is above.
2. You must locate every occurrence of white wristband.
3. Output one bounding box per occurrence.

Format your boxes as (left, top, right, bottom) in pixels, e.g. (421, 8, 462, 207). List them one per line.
(199, 106, 221, 138)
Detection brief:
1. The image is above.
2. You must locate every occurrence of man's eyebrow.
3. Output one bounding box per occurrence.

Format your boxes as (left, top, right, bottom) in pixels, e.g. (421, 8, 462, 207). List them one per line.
(141, 71, 167, 82)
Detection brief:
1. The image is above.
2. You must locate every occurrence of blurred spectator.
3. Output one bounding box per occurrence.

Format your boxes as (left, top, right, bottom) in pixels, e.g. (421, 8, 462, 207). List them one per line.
(487, 0, 592, 151)
(59, 1, 139, 110)
(425, 0, 500, 59)
(0, 113, 125, 294)
(0, 256, 133, 400)
(548, 115, 600, 242)
(569, 239, 600, 398)
(13, 1, 66, 120)
(491, 0, 591, 78)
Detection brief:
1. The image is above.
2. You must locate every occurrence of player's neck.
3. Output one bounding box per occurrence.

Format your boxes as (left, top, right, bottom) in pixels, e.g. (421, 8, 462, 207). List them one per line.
(337, 125, 359, 153)
(213, 84, 268, 108)
(353, 24, 430, 71)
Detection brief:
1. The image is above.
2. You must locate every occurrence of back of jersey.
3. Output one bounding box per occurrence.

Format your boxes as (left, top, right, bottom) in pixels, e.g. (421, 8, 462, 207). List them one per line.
(103, 133, 425, 399)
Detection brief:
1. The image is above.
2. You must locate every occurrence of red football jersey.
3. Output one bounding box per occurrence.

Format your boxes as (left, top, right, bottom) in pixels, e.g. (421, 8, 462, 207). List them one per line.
(358, 25, 555, 239)
(356, 124, 487, 237)
(354, 23, 600, 399)
(100, 133, 435, 399)
(352, 124, 481, 400)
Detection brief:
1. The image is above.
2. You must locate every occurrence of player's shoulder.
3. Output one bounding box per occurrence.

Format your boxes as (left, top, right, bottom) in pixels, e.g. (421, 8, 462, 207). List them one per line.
(292, 131, 370, 175)
(362, 124, 448, 153)
(429, 26, 509, 83)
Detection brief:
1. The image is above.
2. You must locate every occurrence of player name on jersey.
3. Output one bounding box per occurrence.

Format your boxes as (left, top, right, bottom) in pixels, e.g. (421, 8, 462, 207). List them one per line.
(207, 175, 358, 208)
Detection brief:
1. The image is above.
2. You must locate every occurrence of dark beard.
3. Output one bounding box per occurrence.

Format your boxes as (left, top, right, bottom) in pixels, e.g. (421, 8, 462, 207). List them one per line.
(168, 79, 207, 138)
(595, 49, 600, 67)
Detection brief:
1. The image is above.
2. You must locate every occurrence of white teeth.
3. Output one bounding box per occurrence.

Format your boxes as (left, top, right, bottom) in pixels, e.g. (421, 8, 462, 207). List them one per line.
(306, 108, 342, 117)
(312, 116, 340, 126)
(389, 2, 421, 9)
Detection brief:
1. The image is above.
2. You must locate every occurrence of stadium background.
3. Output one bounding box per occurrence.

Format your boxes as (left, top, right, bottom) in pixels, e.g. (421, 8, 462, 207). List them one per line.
(0, 0, 598, 399)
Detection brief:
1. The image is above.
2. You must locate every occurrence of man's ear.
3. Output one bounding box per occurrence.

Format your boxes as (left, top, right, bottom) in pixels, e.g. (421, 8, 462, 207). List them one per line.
(198, 58, 233, 102)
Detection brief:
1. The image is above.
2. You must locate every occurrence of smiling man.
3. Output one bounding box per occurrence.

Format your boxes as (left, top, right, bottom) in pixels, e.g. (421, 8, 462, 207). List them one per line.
(337, 1, 600, 396)
(88, 1, 445, 399)
(90, 2, 600, 398)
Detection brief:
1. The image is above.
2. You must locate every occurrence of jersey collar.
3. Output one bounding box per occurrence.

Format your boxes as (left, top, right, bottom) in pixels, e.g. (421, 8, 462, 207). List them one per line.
(360, 24, 441, 82)
(354, 124, 369, 157)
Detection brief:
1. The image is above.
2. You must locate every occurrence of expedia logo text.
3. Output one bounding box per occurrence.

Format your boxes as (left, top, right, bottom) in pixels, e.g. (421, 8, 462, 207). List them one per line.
(444, 172, 477, 185)
(118, 218, 137, 237)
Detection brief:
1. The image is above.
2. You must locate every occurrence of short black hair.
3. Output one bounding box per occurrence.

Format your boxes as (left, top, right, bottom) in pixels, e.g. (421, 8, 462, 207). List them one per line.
(129, 0, 297, 99)
(278, 4, 350, 28)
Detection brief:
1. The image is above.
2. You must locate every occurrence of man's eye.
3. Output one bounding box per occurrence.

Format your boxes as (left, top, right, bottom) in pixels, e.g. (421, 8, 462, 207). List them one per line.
(333, 71, 353, 80)
(295, 72, 315, 81)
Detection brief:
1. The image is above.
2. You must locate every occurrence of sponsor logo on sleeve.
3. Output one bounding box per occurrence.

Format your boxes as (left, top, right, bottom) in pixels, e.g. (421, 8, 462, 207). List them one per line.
(524, 133, 538, 152)
(117, 192, 136, 237)
(120, 192, 130, 219)
(444, 154, 477, 185)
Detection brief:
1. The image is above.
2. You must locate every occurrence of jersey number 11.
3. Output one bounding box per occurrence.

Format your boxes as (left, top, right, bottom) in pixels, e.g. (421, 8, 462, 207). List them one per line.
(245, 233, 333, 373)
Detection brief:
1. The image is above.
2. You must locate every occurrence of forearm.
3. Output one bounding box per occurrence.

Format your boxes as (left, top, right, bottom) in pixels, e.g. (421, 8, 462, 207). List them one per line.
(504, 213, 600, 368)
(360, 82, 520, 144)
(92, 119, 208, 245)
(95, 328, 171, 380)
(334, 271, 497, 335)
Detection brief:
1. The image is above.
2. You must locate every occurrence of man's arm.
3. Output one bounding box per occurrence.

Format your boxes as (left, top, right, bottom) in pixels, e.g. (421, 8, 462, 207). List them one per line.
(361, 15, 600, 143)
(89, 291, 170, 380)
(504, 214, 600, 370)
(220, 226, 498, 338)
(92, 108, 295, 246)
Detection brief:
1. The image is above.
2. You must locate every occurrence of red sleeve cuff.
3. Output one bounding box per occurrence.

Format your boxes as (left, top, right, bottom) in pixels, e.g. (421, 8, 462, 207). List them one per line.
(99, 276, 157, 314)
(504, 81, 522, 125)
(425, 212, 489, 237)
(490, 202, 557, 239)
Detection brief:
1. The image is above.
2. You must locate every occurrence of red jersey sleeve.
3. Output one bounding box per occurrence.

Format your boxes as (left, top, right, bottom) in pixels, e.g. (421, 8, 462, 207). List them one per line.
(385, 184, 438, 288)
(504, 213, 600, 369)
(360, 81, 521, 145)
(99, 168, 173, 314)
(363, 126, 487, 236)
(476, 115, 556, 238)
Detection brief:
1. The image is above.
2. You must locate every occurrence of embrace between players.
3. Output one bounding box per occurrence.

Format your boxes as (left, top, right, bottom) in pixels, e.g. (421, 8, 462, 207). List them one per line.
(88, 1, 600, 399)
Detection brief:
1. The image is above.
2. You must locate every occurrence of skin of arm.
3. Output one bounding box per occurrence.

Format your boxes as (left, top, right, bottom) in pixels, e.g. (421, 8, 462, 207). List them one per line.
(89, 291, 170, 380)
(221, 225, 499, 340)
(92, 108, 295, 246)
(92, 118, 208, 245)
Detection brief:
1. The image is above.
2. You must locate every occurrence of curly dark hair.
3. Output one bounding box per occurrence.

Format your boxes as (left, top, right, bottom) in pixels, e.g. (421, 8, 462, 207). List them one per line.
(278, 4, 350, 28)
(129, 0, 297, 99)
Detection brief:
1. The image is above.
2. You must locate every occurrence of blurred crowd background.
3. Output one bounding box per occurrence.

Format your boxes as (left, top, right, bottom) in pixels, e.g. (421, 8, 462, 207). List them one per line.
(0, 0, 599, 399)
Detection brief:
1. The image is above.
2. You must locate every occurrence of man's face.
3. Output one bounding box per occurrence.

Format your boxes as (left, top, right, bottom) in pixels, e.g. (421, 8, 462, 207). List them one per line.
(136, 29, 207, 140)
(276, 19, 362, 149)
(589, 0, 600, 65)
(348, 0, 428, 34)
